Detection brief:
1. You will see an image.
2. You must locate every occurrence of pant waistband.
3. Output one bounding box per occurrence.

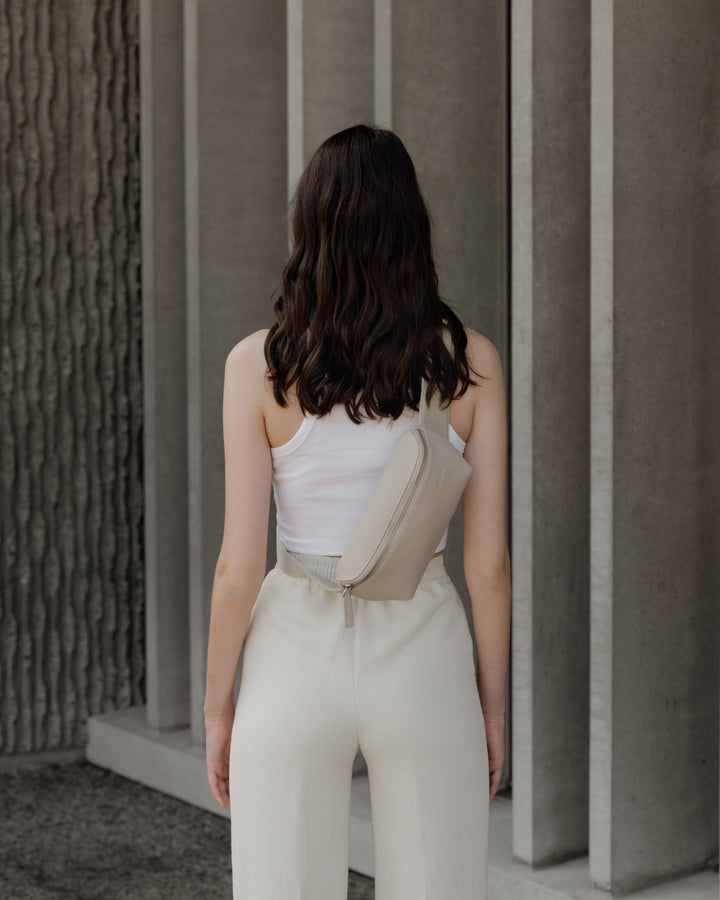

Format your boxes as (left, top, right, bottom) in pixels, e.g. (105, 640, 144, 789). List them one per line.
(275, 533, 344, 591)
(274, 528, 448, 628)
(276, 531, 448, 587)
(279, 547, 344, 587)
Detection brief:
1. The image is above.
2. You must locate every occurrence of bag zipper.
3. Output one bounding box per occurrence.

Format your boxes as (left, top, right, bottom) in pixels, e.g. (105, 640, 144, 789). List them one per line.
(339, 428, 430, 608)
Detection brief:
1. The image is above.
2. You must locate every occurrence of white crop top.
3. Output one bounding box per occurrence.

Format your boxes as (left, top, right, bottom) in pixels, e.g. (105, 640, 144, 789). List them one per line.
(271, 403, 467, 556)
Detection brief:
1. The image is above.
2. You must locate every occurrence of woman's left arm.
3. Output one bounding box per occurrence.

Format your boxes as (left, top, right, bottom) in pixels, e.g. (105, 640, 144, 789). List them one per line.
(204, 331, 272, 808)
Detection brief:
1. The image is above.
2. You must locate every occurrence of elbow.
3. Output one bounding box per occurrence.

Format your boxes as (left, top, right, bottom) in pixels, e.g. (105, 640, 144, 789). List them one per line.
(214, 557, 266, 593)
(465, 549, 511, 594)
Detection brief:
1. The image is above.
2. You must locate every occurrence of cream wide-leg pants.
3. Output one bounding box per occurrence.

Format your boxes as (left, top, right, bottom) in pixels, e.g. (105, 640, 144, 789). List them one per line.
(228, 534, 489, 899)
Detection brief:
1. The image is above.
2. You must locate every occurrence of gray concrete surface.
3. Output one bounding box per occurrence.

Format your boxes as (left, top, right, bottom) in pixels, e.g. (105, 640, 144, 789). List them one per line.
(140, 0, 191, 734)
(1, 0, 145, 757)
(289, 0, 374, 188)
(510, 0, 591, 868)
(0, 756, 375, 899)
(183, 0, 290, 747)
(590, 1, 720, 890)
(5, 1, 719, 897)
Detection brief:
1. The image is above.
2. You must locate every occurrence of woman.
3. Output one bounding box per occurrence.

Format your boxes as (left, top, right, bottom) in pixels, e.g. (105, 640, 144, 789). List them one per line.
(204, 124, 511, 899)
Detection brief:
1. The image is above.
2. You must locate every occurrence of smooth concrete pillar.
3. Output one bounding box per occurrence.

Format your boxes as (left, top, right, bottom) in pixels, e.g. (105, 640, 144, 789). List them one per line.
(590, 1, 720, 890)
(386, 0, 507, 337)
(140, 0, 190, 731)
(511, 0, 591, 865)
(286, 0, 373, 780)
(184, 0, 288, 745)
(380, 0, 510, 783)
(288, 0, 374, 190)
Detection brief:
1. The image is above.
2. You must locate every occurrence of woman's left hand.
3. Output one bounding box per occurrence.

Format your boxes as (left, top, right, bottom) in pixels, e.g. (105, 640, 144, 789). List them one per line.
(205, 710, 235, 811)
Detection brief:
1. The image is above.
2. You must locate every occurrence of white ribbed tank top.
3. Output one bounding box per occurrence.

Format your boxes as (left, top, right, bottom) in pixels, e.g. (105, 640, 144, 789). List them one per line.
(271, 403, 467, 555)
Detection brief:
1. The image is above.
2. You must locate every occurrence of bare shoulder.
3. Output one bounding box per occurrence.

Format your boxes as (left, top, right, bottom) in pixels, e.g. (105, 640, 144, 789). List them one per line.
(461, 327, 505, 434)
(462, 326, 503, 383)
(225, 328, 271, 377)
(224, 329, 272, 402)
(226, 328, 270, 364)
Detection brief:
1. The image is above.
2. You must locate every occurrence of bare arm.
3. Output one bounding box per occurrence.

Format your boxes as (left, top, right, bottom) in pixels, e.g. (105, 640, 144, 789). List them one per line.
(461, 329, 512, 722)
(204, 331, 273, 719)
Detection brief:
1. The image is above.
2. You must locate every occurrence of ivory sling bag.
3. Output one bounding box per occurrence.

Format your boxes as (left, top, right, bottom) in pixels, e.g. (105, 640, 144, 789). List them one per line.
(275, 325, 473, 627)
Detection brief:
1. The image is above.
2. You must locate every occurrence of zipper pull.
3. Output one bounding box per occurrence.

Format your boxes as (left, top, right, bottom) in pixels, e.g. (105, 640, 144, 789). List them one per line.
(342, 584, 354, 629)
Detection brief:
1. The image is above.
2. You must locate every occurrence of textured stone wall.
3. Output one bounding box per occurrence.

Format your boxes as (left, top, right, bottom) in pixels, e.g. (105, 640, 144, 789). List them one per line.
(0, 0, 144, 753)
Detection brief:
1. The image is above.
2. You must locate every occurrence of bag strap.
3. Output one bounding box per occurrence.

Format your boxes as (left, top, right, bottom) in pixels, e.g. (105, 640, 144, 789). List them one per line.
(276, 527, 341, 593)
(276, 525, 356, 626)
(419, 323, 452, 437)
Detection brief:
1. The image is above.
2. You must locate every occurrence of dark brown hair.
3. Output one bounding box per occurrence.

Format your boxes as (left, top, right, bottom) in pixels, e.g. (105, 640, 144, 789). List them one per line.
(264, 124, 484, 423)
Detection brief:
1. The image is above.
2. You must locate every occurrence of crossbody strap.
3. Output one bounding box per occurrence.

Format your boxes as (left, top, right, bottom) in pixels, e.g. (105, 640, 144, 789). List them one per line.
(273, 322, 455, 629)
(275, 526, 356, 626)
(275, 528, 342, 593)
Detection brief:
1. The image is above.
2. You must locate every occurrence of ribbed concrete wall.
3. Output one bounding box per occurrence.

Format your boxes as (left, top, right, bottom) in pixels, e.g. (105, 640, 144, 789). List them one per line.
(0, 0, 144, 753)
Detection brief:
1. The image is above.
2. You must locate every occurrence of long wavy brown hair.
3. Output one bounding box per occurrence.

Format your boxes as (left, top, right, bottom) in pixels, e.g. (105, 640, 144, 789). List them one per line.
(264, 124, 485, 423)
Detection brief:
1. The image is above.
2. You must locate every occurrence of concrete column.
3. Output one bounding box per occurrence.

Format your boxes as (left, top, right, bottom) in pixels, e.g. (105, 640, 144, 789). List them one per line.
(286, 0, 374, 782)
(590, 0, 720, 891)
(382, 0, 510, 781)
(288, 0, 374, 191)
(511, 0, 592, 865)
(140, 0, 190, 731)
(387, 0, 507, 338)
(184, 0, 288, 745)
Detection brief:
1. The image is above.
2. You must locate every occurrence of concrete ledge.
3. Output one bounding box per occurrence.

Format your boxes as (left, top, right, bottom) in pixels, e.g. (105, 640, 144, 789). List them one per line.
(484, 792, 717, 900)
(86, 707, 717, 898)
(86, 704, 223, 817)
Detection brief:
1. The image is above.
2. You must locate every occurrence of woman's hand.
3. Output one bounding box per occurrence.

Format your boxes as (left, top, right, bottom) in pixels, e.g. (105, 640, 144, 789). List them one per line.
(205, 710, 235, 811)
(484, 713, 505, 803)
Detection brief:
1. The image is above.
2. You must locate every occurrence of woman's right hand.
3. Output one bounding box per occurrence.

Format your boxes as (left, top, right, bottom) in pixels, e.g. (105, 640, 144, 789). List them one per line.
(484, 713, 505, 803)
(205, 710, 236, 811)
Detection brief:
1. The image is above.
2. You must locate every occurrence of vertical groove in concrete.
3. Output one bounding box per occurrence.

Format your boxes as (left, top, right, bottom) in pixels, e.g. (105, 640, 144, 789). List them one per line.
(140, 0, 189, 731)
(534, 0, 592, 866)
(589, 0, 614, 888)
(0, 0, 144, 754)
(373, 0, 392, 127)
(512, 0, 591, 866)
(287, 0, 304, 195)
(510, 0, 534, 863)
(182, 0, 203, 748)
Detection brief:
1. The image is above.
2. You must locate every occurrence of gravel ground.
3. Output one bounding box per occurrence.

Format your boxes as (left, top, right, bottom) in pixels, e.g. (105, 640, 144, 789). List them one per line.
(0, 756, 375, 900)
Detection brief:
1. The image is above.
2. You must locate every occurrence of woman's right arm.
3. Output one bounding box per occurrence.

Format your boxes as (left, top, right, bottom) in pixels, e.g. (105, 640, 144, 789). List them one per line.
(460, 328, 512, 729)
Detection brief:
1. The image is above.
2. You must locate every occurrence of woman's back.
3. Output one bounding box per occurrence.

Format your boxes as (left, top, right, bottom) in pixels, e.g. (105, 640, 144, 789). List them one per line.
(270, 400, 467, 556)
